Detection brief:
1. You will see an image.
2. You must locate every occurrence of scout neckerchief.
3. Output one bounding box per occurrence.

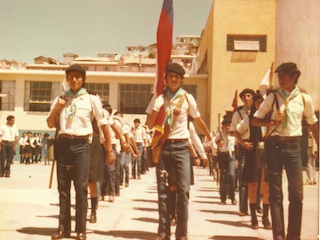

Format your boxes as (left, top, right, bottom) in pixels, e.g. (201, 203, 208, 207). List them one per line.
(163, 87, 186, 129)
(278, 86, 300, 130)
(66, 88, 88, 122)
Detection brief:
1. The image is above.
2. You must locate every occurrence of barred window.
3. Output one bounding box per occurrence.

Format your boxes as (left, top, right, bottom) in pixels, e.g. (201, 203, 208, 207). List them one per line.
(119, 84, 153, 114)
(86, 83, 110, 104)
(182, 85, 197, 100)
(25, 81, 55, 112)
(0, 80, 16, 111)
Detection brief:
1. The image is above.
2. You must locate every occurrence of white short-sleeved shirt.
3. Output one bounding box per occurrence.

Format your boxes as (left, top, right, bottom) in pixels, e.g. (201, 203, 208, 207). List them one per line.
(0, 123, 19, 142)
(213, 129, 235, 153)
(132, 125, 146, 143)
(254, 91, 318, 137)
(153, 93, 201, 139)
(49, 93, 106, 138)
(230, 107, 250, 140)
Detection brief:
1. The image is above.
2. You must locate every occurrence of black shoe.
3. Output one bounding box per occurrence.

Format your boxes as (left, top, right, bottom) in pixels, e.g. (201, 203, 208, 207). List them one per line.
(239, 211, 248, 216)
(52, 231, 70, 239)
(231, 199, 237, 205)
(89, 212, 97, 223)
(76, 233, 87, 240)
(176, 236, 188, 240)
(153, 235, 170, 240)
(262, 217, 272, 229)
(219, 200, 226, 205)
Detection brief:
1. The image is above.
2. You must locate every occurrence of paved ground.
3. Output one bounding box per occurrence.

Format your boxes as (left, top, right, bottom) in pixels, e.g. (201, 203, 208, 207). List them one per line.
(0, 162, 318, 240)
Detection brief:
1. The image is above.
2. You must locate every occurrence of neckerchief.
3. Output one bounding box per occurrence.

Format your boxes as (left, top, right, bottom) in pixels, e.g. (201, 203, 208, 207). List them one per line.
(163, 87, 186, 129)
(66, 88, 87, 122)
(278, 87, 300, 130)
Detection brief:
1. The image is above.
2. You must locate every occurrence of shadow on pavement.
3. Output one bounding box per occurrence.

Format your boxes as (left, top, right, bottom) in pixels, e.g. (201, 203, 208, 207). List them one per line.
(17, 227, 58, 237)
(131, 198, 158, 204)
(132, 217, 158, 223)
(134, 207, 157, 212)
(209, 236, 264, 240)
(91, 229, 156, 239)
(200, 209, 239, 215)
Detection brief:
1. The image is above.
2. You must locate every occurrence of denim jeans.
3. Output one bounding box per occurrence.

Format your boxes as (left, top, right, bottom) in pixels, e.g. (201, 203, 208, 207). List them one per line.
(237, 144, 248, 213)
(120, 151, 130, 185)
(218, 152, 236, 201)
(265, 138, 303, 240)
(55, 138, 90, 234)
(115, 151, 121, 194)
(0, 142, 15, 176)
(156, 140, 190, 238)
(132, 143, 143, 178)
(106, 147, 116, 195)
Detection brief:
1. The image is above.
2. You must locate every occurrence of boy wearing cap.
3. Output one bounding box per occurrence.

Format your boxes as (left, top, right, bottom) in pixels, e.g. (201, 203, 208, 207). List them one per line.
(47, 64, 115, 240)
(147, 63, 214, 240)
(230, 88, 255, 216)
(213, 115, 237, 205)
(252, 62, 319, 240)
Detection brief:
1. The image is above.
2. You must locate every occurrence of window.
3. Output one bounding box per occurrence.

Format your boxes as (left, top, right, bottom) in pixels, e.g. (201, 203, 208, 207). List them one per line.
(86, 83, 110, 104)
(227, 35, 267, 52)
(0, 80, 16, 111)
(25, 81, 55, 112)
(119, 84, 153, 114)
(182, 85, 197, 100)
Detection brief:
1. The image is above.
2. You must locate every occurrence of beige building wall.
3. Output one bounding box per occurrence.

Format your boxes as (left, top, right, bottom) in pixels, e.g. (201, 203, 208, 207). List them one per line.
(0, 70, 207, 131)
(276, 0, 319, 110)
(199, 0, 276, 131)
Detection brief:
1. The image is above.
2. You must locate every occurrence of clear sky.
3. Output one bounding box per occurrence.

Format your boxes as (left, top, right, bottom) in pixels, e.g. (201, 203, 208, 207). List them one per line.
(1, 0, 213, 64)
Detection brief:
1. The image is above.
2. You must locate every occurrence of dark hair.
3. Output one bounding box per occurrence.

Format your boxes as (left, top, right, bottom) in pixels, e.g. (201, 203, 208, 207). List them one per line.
(6, 115, 14, 121)
(114, 111, 123, 117)
(103, 103, 113, 115)
(133, 118, 140, 123)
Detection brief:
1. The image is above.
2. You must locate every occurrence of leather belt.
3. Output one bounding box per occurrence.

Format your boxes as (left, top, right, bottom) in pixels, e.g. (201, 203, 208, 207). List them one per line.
(268, 136, 301, 141)
(2, 140, 14, 143)
(165, 139, 188, 144)
(59, 134, 89, 140)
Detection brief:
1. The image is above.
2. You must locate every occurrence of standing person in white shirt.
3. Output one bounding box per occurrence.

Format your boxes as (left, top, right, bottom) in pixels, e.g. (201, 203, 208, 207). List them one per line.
(0, 115, 19, 177)
(19, 132, 27, 164)
(252, 62, 319, 240)
(47, 64, 114, 240)
(131, 118, 147, 179)
(230, 88, 255, 216)
(147, 63, 215, 240)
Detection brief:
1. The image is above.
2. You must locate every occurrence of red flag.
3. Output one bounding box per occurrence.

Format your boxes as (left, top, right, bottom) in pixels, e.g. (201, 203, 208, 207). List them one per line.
(231, 90, 238, 113)
(150, 0, 173, 146)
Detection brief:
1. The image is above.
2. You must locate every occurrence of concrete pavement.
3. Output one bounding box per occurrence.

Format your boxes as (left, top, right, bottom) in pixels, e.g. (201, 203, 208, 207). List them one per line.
(0, 162, 318, 240)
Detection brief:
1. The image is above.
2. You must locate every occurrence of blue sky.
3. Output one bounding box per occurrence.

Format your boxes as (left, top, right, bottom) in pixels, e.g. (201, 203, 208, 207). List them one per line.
(0, 0, 213, 63)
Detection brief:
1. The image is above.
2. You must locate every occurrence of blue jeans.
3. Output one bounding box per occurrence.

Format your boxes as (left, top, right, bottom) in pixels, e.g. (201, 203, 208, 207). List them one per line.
(0, 141, 15, 176)
(265, 138, 303, 240)
(237, 144, 248, 213)
(156, 140, 190, 238)
(55, 138, 90, 234)
(120, 151, 130, 185)
(132, 143, 143, 178)
(217, 152, 236, 201)
(106, 146, 117, 195)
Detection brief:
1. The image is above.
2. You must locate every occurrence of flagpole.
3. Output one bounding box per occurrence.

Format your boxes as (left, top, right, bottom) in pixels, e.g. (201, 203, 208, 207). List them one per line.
(269, 62, 274, 91)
